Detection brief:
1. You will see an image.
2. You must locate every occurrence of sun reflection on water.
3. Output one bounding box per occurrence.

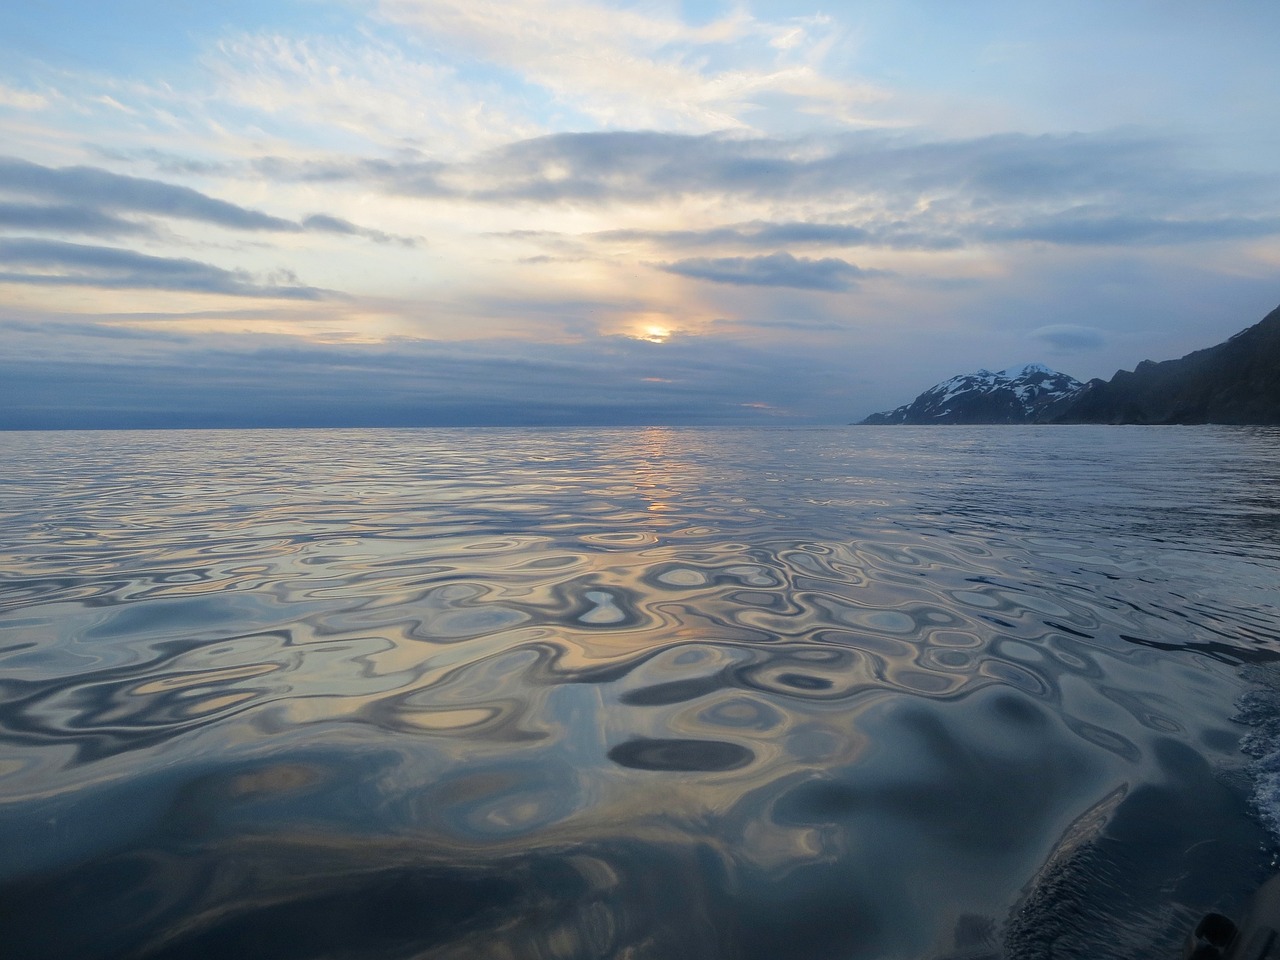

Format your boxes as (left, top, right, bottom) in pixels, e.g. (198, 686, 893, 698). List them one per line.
(0, 426, 1278, 959)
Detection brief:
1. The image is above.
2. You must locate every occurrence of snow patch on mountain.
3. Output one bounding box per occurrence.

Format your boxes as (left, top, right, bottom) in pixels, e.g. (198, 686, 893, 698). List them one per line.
(1000, 362, 1055, 379)
(860, 364, 1085, 425)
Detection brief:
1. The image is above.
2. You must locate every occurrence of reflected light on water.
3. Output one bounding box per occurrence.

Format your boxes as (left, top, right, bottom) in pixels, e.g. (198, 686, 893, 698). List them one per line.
(0, 425, 1279, 959)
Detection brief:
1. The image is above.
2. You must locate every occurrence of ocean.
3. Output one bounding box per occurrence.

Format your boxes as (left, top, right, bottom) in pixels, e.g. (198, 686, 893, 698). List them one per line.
(2, 425, 1279, 959)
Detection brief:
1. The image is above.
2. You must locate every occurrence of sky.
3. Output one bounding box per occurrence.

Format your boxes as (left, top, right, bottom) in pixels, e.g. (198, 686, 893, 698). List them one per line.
(1, 0, 1279, 427)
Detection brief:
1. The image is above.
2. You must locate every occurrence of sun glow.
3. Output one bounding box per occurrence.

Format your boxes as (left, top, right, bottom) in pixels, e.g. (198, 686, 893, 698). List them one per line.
(640, 324, 670, 342)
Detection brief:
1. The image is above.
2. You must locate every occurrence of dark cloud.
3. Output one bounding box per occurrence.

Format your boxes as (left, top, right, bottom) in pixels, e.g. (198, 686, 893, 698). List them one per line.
(1029, 325, 1107, 350)
(659, 252, 882, 291)
(595, 221, 963, 252)
(91, 146, 236, 177)
(0, 329, 832, 429)
(65, 134, 1270, 270)
(253, 155, 450, 194)
(271, 131, 808, 203)
(272, 129, 1271, 214)
(302, 213, 368, 234)
(0, 317, 189, 341)
(745, 223, 873, 245)
(599, 211, 1280, 256)
(0, 156, 408, 243)
(300, 213, 417, 246)
(0, 238, 328, 299)
(0, 156, 297, 231)
(711, 315, 847, 332)
(982, 213, 1280, 246)
(0, 201, 152, 237)
(245, 130, 1280, 255)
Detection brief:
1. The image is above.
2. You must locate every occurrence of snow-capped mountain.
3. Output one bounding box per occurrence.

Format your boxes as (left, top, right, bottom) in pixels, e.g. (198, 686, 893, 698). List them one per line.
(860, 363, 1085, 424)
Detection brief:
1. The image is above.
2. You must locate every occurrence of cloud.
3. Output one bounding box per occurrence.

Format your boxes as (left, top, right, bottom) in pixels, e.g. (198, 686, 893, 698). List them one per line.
(91, 148, 234, 178)
(0, 156, 297, 231)
(0, 327, 831, 429)
(21, 137, 1264, 264)
(0, 238, 328, 299)
(0, 84, 50, 111)
(712, 315, 847, 332)
(519, 255, 586, 264)
(0, 202, 152, 236)
(0, 157, 408, 242)
(1029, 324, 1106, 350)
(253, 154, 451, 192)
(300, 214, 416, 246)
(659, 252, 881, 291)
(251, 130, 781, 202)
(982, 212, 1280, 246)
(0, 317, 189, 342)
(253, 129, 1276, 242)
(594, 220, 964, 251)
(203, 32, 540, 153)
(454, 129, 1167, 205)
(373, 0, 879, 132)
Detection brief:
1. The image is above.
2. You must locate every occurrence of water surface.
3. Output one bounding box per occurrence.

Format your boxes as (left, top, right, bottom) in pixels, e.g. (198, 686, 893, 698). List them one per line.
(2, 426, 1279, 959)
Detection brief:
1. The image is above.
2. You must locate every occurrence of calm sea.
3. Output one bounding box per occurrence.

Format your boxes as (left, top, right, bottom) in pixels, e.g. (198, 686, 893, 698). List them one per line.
(2, 426, 1280, 959)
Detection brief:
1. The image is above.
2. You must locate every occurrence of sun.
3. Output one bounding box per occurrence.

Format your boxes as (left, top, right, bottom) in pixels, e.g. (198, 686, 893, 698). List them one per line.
(621, 313, 680, 343)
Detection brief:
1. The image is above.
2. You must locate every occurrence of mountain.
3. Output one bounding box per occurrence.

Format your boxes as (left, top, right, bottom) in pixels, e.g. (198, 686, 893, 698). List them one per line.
(1052, 303, 1280, 424)
(860, 363, 1085, 424)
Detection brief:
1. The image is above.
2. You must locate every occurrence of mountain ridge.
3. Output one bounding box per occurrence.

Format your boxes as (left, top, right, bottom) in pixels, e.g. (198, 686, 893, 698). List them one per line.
(860, 364, 1085, 425)
(1051, 303, 1280, 424)
(859, 302, 1280, 425)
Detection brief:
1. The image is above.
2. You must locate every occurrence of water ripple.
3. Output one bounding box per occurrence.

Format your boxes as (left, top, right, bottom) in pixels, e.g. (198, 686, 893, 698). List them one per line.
(2, 426, 1280, 958)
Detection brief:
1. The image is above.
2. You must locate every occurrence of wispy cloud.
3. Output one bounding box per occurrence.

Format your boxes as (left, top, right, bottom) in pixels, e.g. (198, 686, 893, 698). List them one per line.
(203, 32, 540, 153)
(594, 220, 964, 252)
(0, 84, 50, 111)
(374, 0, 879, 132)
(1029, 325, 1106, 351)
(447, 129, 1188, 204)
(300, 214, 416, 246)
(659, 252, 882, 291)
(981, 212, 1280, 246)
(0, 238, 329, 298)
(1, 0, 1277, 425)
(252, 128, 1277, 239)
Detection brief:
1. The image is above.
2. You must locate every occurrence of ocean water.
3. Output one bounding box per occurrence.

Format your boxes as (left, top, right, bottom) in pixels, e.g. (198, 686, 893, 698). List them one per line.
(2, 425, 1280, 960)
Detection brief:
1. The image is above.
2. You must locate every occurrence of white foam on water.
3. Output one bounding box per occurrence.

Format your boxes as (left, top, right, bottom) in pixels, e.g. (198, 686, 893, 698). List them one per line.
(1235, 666, 1280, 843)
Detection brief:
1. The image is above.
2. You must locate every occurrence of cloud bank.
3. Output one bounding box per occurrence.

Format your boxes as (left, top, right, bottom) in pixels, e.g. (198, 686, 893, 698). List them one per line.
(0, 321, 825, 429)
(0, 239, 329, 298)
(1, 0, 1278, 424)
(0, 157, 413, 243)
(660, 252, 880, 291)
